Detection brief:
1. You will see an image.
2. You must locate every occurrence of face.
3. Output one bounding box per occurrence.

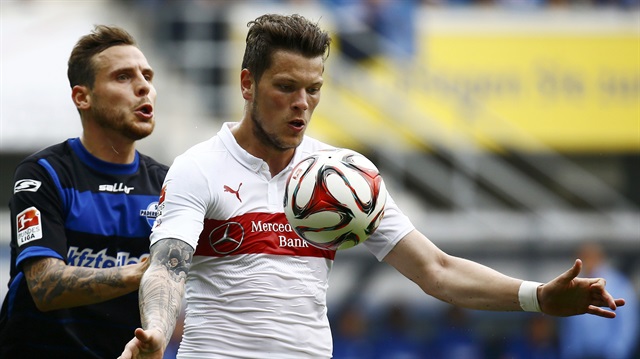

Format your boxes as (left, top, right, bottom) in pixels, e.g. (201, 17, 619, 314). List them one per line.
(85, 45, 156, 141)
(246, 50, 324, 152)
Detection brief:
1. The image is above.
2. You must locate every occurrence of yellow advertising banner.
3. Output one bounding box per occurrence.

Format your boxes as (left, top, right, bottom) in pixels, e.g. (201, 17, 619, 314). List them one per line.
(411, 33, 639, 153)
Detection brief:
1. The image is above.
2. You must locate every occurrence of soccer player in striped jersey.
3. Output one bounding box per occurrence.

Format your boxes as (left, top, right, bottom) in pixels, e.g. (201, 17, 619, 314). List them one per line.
(0, 25, 168, 359)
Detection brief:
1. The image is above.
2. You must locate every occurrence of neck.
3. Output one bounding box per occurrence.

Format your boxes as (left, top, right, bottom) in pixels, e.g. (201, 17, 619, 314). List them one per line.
(264, 152, 294, 177)
(231, 122, 294, 177)
(80, 133, 137, 164)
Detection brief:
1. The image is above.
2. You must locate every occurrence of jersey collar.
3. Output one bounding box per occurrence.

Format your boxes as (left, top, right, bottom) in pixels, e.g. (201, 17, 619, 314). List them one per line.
(219, 122, 309, 177)
(68, 137, 140, 175)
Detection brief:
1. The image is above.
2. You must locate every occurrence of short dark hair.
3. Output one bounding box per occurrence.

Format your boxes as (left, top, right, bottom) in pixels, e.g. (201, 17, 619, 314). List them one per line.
(67, 25, 137, 89)
(242, 14, 331, 83)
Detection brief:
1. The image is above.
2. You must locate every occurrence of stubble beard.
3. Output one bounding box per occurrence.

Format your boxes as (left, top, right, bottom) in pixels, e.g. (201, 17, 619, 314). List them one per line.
(92, 98, 153, 141)
(250, 98, 295, 152)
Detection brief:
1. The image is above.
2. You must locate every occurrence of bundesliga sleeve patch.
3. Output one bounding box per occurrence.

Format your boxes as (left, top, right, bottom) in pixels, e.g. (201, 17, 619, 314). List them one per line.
(16, 206, 43, 246)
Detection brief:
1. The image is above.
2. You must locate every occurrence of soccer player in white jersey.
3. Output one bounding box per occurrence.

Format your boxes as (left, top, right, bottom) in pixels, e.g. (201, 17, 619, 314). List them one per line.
(120, 14, 626, 359)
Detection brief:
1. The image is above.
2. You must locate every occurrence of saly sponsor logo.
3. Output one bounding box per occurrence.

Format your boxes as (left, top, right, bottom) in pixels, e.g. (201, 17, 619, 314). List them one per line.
(99, 182, 134, 194)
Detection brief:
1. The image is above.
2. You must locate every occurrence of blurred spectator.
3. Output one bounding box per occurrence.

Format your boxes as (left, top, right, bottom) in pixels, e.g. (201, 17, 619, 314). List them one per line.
(558, 242, 639, 359)
(431, 305, 485, 359)
(373, 303, 426, 359)
(332, 305, 375, 359)
(501, 315, 560, 359)
(321, 0, 418, 62)
(321, 0, 380, 62)
(369, 0, 418, 61)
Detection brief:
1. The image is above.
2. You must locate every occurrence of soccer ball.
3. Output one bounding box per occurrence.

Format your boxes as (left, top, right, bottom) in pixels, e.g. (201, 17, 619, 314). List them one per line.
(283, 148, 387, 250)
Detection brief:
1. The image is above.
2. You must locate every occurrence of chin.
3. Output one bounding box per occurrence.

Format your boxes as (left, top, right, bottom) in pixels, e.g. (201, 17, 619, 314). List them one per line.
(126, 127, 154, 141)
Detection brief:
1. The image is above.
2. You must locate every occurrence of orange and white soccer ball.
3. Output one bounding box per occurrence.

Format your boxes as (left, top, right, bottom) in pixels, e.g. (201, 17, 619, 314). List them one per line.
(283, 148, 387, 250)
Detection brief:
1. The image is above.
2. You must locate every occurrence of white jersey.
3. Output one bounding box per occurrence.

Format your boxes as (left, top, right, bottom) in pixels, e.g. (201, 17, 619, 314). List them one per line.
(151, 122, 414, 359)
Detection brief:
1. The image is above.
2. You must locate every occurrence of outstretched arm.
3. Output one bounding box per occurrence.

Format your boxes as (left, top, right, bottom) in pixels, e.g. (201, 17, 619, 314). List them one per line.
(119, 238, 194, 359)
(384, 230, 625, 317)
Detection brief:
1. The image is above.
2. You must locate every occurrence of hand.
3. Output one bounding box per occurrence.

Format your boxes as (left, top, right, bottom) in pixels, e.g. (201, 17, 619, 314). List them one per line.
(538, 259, 626, 318)
(118, 328, 165, 359)
(128, 257, 150, 284)
(138, 256, 151, 274)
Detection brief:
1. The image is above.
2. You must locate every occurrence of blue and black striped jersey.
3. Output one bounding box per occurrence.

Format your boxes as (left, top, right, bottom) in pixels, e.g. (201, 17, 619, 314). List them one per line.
(0, 137, 168, 359)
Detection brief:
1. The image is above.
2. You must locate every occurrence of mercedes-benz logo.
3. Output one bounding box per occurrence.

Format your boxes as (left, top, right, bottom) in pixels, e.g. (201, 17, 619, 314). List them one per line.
(209, 222, 244, 254)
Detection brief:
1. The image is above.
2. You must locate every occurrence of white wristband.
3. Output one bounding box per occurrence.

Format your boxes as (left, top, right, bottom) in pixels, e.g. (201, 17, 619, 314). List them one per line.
(518, 281, 543, 312)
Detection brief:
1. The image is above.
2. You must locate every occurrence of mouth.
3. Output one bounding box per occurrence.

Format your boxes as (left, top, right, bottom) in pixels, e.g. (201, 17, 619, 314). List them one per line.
(289, 119, 305, 131)
(134, 103, 154, 120)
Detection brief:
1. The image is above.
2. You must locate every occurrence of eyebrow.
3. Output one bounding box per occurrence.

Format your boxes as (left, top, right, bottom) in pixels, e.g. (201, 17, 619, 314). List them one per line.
(273, 76, 323, 86)
(111, 66, 155, 78)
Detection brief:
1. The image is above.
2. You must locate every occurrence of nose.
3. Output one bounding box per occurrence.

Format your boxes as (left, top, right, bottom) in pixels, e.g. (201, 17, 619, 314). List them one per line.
(135, 75, 151, 97)
(291, 89, 309, 112)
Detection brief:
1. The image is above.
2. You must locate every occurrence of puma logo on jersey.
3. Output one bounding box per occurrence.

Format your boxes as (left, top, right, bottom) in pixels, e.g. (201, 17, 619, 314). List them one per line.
(99, 183, 134, 194)
(14, 179, 41, 193)
(223, 183, 243, 203)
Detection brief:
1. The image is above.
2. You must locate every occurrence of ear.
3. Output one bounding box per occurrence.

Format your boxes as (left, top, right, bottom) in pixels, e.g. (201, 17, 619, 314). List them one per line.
(240, 69, 254, 101)
(71, 85, 91, 110)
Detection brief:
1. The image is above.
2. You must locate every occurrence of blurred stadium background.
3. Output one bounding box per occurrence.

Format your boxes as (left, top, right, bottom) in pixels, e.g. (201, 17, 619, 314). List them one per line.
(1, 0, 638, 358)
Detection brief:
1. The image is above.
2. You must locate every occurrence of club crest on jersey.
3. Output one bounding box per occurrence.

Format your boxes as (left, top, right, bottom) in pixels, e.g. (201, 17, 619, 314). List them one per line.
(140, 201, 159, 227)
(16, 207, 42, 246)
(14, 179, 41, 193)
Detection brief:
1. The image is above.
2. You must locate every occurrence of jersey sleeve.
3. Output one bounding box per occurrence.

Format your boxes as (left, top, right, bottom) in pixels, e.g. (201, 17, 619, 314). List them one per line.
(150, 154, 211, 249)
(363, 193, 415, 262)
(10, 160, 67, 268)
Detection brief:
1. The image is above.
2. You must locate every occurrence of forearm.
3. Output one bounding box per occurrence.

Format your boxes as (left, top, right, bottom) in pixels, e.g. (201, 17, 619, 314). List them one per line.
(139, 238, 193, 348)
(385, 230, 524, 312)
(430, 255, 523, 311)
(25, 257, 144, 311)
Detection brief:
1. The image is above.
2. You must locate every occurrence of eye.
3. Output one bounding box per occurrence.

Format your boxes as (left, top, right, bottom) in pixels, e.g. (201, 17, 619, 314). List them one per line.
(307, 87, 320, 95)
(279, 84, 293, 92)
(117, 73, 130, 81)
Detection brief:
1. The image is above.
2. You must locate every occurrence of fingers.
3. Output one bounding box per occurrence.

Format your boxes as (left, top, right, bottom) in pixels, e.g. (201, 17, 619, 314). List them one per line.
(588, 278, 620, 311)
(139, 258, 151, 271)
(134, 327, 151, 342)
(117, 329, 149, 359)
(586, 304, 617, 319)
(585, 278, 627, 316)
(118, 339, 137, 359)
(567, 259, 582, 280)
(553, 259, 582, 286)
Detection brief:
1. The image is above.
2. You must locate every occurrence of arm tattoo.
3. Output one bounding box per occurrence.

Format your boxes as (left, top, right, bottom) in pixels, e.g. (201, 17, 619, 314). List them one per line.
(139, 238, 194, 346)
(154, 238, 193, 282)
(24, 257, 127, 309)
